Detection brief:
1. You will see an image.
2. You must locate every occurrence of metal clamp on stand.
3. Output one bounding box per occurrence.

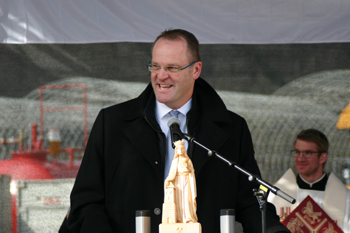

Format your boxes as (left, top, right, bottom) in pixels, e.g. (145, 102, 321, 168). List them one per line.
(253, 185, 270, 233)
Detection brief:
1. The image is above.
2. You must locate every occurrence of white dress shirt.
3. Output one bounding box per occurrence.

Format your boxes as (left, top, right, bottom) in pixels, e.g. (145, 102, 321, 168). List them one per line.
(155, 99, 192, 179)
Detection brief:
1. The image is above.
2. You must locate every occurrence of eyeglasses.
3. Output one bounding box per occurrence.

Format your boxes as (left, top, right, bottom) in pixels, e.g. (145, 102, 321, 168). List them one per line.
(291, 150, 321, 159)
(147, 61, 196, 73)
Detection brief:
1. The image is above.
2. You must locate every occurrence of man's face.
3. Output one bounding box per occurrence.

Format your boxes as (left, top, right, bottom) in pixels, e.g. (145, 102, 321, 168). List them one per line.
(151, 38, 202, 109)
(294, 139, 327, 181)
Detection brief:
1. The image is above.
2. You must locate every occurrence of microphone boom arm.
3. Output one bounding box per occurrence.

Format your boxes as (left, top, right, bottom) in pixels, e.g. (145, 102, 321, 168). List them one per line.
(182, 133, 295, 204)
(178, 130, 295, 233)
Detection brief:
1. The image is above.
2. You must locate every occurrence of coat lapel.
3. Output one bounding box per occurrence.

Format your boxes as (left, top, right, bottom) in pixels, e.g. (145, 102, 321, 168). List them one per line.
(187, 78, 232, 176)
(190, 119, 230, 176)
(121, 84, 165, 181)
(123, 116, 164, 181)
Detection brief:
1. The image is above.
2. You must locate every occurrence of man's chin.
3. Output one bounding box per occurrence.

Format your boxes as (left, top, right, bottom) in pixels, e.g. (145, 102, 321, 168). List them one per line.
(296, 167, 308, 174)
(155, 94, 172, 105)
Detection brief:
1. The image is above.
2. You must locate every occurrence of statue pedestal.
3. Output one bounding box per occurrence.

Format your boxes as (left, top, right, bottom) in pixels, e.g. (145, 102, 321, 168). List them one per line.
(159, 223, 202, 233)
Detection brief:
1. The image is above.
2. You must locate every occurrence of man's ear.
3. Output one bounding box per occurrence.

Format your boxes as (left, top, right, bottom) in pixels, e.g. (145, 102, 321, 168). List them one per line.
(193, 61, 202, 80)
(320, 152, 328, 165)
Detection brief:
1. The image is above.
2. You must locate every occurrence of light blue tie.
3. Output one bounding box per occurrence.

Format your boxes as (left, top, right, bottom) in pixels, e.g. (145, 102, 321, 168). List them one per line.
(164, 110, 179, 180)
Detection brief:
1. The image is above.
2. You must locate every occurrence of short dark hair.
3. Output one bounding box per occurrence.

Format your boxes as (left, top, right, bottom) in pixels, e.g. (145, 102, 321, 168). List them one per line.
(293, 129, 329, 153)
(152, 28, 201, 62)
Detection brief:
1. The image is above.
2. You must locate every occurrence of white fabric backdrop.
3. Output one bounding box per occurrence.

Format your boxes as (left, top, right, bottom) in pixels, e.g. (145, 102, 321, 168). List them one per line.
(1, 0, 350, 44)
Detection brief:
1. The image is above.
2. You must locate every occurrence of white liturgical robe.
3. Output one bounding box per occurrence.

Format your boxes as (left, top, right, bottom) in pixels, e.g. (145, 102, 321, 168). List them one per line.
(268, 168, 350, 233)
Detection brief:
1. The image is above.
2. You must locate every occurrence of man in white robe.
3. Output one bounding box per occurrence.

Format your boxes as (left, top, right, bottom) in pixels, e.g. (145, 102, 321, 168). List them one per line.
(268, 129, 350, 233)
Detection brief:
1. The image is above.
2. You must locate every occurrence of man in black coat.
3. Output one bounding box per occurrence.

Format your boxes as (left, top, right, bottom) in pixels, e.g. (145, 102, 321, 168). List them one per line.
(68, 29, 290, 233)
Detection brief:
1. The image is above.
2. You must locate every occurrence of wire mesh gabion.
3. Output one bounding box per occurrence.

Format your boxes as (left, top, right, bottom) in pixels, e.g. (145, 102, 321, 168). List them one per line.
(0, 70, 349, 184)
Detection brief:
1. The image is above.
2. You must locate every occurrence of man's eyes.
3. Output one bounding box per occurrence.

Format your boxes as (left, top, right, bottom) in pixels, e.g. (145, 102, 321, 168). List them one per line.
(152, 65, 179, 71)
(167, 66, 179, 71)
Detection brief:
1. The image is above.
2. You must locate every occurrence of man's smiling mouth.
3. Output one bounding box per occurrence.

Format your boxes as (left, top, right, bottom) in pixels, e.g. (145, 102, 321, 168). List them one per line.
(159, 84, 172, 89)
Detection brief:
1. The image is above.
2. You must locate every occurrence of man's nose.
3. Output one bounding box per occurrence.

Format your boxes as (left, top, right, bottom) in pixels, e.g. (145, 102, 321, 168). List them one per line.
(157, 67, 169, 79)
(296, 154, 306, 161)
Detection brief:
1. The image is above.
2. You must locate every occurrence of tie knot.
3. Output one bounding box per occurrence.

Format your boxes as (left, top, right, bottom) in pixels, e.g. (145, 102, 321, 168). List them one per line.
(169, 110, 179, 118)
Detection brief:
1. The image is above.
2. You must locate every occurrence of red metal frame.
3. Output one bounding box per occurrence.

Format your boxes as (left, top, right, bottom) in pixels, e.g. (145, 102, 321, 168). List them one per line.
(11, 193, 17, 233)
(39, 84, 88, 147)
(1, 84, 88, 233)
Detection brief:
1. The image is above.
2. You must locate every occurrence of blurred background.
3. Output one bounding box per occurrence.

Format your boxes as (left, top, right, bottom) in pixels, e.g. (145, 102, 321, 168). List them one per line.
(1, 0, 350, 232)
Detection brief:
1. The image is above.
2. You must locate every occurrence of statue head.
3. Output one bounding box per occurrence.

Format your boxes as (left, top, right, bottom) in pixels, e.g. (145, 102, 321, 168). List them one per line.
(174, 140, 186, 155)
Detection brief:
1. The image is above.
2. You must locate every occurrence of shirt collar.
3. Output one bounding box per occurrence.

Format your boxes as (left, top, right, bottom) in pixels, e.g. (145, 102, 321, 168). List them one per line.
(155, 99, 192, 122)
(297, 172, 328, 190)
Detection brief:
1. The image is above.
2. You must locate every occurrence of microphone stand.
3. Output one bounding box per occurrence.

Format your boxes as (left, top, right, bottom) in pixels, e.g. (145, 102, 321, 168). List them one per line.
(180, 133, 296, 233)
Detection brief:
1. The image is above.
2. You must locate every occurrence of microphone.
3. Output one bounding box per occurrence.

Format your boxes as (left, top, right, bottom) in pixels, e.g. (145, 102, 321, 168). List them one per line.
(167, 117, 184, 148)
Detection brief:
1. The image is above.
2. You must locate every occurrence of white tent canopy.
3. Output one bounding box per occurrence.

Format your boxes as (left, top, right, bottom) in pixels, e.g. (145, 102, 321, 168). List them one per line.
(1, 0, 350, 44)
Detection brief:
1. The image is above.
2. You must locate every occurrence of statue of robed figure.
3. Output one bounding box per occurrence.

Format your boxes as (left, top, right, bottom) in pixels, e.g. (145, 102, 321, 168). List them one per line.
(159, 140, 202, 233)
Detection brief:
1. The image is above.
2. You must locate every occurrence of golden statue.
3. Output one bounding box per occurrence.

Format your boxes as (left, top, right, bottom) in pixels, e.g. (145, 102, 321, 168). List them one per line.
(160, 140, 201, 233)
